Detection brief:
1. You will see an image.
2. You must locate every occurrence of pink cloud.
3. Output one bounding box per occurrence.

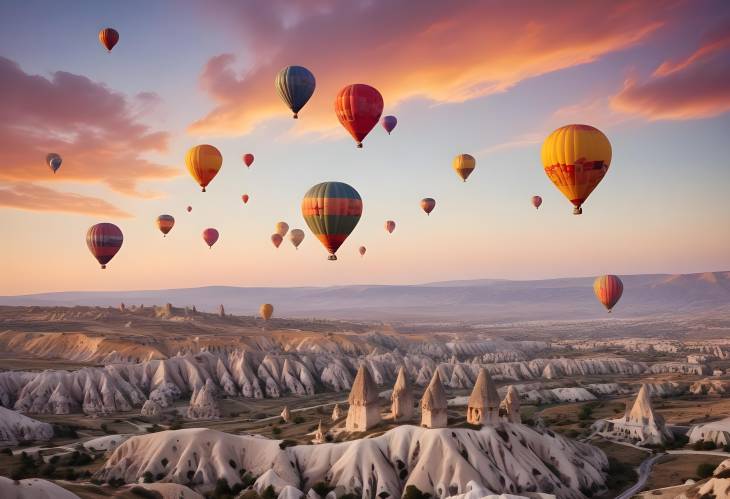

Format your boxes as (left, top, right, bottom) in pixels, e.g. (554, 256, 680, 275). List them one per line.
(0, 184, 132, 218)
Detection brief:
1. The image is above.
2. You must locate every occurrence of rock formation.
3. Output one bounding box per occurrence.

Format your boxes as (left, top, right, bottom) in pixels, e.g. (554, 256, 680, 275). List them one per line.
(421, 370, 448, 428)
(467, 368, 500, 425)
(313, 420, 326, 444)
(332, 403, 342, 421)
(390, 366, 414, 422)
(0, 477, 80, 498)
(0, 406, 53, 445)
(688, 417, 730, 447)
(140, 399, 163, 417)
(218, 304, 225, 317)
(281, 406, 291, 423)
(186, 379, 221, 420)
(500, 385, 521, 424)
(345, 364, 380, 431)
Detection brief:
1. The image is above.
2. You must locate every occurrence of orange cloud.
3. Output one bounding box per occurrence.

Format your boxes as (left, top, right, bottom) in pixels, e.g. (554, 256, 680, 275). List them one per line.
(0, 184, 132, 218)
(0, 57, 176, 197)
(189, 0, 665, 137)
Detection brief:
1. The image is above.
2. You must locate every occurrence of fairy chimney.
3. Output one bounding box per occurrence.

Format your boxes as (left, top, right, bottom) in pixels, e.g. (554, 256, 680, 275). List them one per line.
(421, 370, 448, 428)
(500, 385, 521, 423)
(218, 304, 225, 317)
(345, 364, 381, 431)
(332, 403, 343, 421)
(314, 420, 326, 443)
(467, 368, 500, 425)
(391, 366, 414, 422)
(280, 406, 291, 423)
(119, 302, 126, 312)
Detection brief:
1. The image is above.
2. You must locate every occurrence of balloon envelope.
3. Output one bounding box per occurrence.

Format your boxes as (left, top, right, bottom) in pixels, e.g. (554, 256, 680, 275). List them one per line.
(186, 206, 192, 213)
(421, 198, 436, 215)
(275, 222, 289, 237)
(98, 28, 119, 51)
(86, 223, 123, 269)
(46, 153, 62, 173)
(243, 154, 254, 167)
(385, 220, 396, 234)
(532, 196, 543, 209)
(453, 154, 476, 182)
(242, 194, 249, 204)
(271, 233, 283, 248)
(334, 84, 384, 148)
(202, 228, 219, 248)
(275, 65, 316, 119)
(359, 246, 366, 256)
(381, 115, 397, 134)
(289, 229, 305, 249)
(186, 145, 222, 192)
(260, 303, 274, 320)
(156, 215, 175, 236)
(302, 181, 362, 260)
(593, 275, 623, 312)
(541, 124, 611, 215)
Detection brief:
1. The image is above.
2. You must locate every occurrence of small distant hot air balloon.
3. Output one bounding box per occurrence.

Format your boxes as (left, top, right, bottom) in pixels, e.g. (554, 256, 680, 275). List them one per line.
(302, 182, 362, 260)
(289, 229, 305, 249)
(271, 233, 283, 248)
(381, 115, 397, 135)
(453, 154, 476, 182)
(186, 145, 222, 192)
(156, 215, 175, 237)
(243, 154, 254, 167)
(86, 223, 123, 269)
(359, 246, 366, 257)
(541, 124, 612, 215)
(242, 194, 249, 204)
(98, 28, 119, 52)
(187, 206, 192, 213)
(202, 228, 219, 248)
(532, 196, 543, 210)
(260, 303, 274, 320)
(335, 84, 384, 148)
(421, 198, 436, 216)
(593, 275, 623, 313)
(275, 222, 289, 237)
(385, 220, 396, 234)
(46, 153, 62, 174)
(275, 66, 316, 119)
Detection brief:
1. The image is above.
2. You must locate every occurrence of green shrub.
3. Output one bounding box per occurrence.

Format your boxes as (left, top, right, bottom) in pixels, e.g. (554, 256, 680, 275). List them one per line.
(697, 462, 715, 478)
(402, 485, 431, 499)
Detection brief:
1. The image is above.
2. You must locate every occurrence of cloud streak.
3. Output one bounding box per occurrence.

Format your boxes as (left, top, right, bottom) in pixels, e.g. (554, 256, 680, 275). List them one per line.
(0, 184, 132, 218)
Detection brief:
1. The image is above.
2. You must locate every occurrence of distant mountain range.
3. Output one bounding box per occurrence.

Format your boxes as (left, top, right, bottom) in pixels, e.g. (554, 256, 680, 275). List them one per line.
(2, 271, 728, 323)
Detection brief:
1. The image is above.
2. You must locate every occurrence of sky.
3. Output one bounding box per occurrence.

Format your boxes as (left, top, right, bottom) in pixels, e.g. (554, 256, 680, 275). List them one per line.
(1, 0, 729, 295)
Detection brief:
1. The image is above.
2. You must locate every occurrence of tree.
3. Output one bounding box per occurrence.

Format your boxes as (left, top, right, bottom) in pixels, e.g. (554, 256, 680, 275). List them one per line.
(402, 485, 432, 499)
(697, 462, 715, 478)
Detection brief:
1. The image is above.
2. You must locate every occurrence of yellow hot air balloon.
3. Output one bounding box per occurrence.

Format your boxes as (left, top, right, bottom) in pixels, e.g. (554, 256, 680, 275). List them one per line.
(289, 229, 305, 249)
(260, 303, 273, 320)
(452, 154, 476, 182)
(541, 124, 612, 215)
(275, 221, 289, 237)
(185, 145, 222, 192)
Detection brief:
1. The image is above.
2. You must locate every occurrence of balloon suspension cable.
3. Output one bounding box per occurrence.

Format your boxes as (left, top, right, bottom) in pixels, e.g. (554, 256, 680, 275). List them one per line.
(328, 255, 337, 261)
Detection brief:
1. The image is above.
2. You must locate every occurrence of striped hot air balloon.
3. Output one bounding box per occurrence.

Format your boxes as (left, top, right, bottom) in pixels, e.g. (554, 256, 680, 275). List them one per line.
(334, 84, 383, 148)
(541, 124, 612, 215)
(275, 66, 316, 119)
(86, 223, 123, 269)
(156, 215, 175, 237)
(302, 182, 362, 260)
(186, 145, 222, 192)
(453, 154, 476, 182)
(98, 28, 119, 52)
(593, 275, 623, 312)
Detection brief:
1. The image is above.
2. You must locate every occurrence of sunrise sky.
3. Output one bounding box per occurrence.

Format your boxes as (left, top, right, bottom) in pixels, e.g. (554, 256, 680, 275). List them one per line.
(1, 0, 729, 295)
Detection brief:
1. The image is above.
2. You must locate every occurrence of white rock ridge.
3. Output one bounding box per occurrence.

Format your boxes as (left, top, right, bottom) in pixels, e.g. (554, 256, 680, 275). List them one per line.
(0, 406, 53, 445)
(186, 379, 221, 420)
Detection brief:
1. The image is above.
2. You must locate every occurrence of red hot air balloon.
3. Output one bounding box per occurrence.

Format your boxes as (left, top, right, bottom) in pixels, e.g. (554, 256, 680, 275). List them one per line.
(187, 206, 192, 213)
(271, 233, 283, 248)
(98, 28, 119, 52)
(381, 115, 397, 135)
(86, 223, 123, 269)
(202, 228, 219, 249)
(421, 198, 436, 216)
(532, 196, 543, 210)
(385, 220, 396, 234)
(242, 194, 249, 204)
(593, 275, 624, 312)
(243, 154, 254, 167)
(334, 84, 384, 148)
(359, 246, 366, 257)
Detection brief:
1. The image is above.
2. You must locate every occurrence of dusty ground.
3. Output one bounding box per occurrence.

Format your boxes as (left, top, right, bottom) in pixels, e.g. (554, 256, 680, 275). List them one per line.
(643, 454, 727, 491)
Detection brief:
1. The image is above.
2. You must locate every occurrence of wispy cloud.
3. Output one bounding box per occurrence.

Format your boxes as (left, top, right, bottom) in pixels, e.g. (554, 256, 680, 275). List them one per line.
(0, 184, 132, 218)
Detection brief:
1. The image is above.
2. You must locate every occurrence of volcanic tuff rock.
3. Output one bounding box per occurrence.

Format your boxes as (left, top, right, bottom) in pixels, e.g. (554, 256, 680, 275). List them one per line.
(421, 370, 448, 428)
(467, 368, 500, 425)
(391, 366, 414, 421)
(0, 476, 80, 498)
(345, 365, 380, 431)
(500, 385, 521, 424)
(186, 379, 221, 420)
(688, 418, 730, 447)
(0, 406, 53, 445)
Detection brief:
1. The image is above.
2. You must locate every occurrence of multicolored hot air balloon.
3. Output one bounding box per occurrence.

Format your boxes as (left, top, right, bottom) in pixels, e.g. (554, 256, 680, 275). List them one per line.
(156, 215, 175, 237)
(202, 228, 219, 248)
(289, 229, 305, 249)
(242, 194, 249, 204)
(275, 66, 316, 119)
(98, 28, 119, 52)
(532, 196, 543, 210)
(46, 153, 62, 174)
(275, 222, 289, 237)
(335, 84, 383, 148)
(593, 275, 623, 313)
(243, 153, 254, 167)
(187, 206, 192, 213)
(359, 246, 366, 257)
(86, 223, 123, 269)
(385, 220, 396, 234)
(453, 154, 476, 182)
(260, 303, 273, 320)
(302, 181, 362, 260)
(381, 115, 397, 135)
(271, 233, 283, 248)
(421, 198, 436, 216)
(541, 124, 612, 215)
(186, 145, 222, 192)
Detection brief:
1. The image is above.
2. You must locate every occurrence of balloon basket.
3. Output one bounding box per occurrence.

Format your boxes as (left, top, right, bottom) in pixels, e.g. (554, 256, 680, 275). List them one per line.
(328, 255, 337, 261)
(573, 206, 582, 215)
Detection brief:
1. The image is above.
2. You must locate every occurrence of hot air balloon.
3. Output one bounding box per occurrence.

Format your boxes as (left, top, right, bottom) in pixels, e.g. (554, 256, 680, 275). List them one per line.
(421, 198, 436, 216)
(86, 223, 123, 269)
(275, 222, 289, 237)
(289, 229, 305, 249)
(453, 154, 476, 182)
(46, 153, 62, 174)
(532, 196, 543, 210)
(202, 228, 219, 248)
(260, 303, 273, 320)
(186, 145, 222, 192)
(334, 84, 384, 148)
(302, 181, 362, 260)
(385, 220, 396, 234)
(242, 194, 249, 204)
(271, 233, 283, 248)
(275, 65, 316, 119)
(243, 153, 254, 167)
(187, 206, 192, 213)
(98, 28, 119, 52)
(359, 246, 366, 257)
(156, 215, 175, 237)
(593, 275, 623, 313)
(381, 115, 397, 135)
(541, 124, 612, 215)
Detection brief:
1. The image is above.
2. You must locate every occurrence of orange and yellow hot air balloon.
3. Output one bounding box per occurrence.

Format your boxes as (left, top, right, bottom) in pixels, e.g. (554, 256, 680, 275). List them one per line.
(186, 145, 222, 192)
(452, 154, 476, 182)
(541, 124, 612, 215)
(156, 215, 175, 237)
(275, 222, 289, 237)
(420, 198, 436, 216)
(260, 303, 273, 320)
(593, 275, 623, 313)
(98, 28, 119, 52)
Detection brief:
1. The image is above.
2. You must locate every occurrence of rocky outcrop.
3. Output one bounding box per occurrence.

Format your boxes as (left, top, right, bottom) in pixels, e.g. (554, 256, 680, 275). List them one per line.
(345, 365, 380, 431)
(331, 403, 342, 421)
(0, 406, 53, 445)
(467, 368, 500, 425)
(421, 370, 448, 428)
(688, 418, 730, 447)
(390, 366, 414, 422)
(0, 477, 80, 498)
(186, 379, 221, 420)
(500, 385, 521, 424)
(281, 406, 291, 423)
(313, 420, 326, 444)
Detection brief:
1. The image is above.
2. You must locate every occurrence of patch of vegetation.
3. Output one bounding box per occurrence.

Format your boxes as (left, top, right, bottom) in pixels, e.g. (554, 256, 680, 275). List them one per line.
(130, 486, 163, 499)
(293, 415, 305, 424)
(697, 462, 716, 479)
(312, 481, 334, 497)
(53, 424, 79, 439)
(261, 485, 277, 499)
(271, 426, 282, 436)
(402, 485, 432, 499)
(603, 457, 638, 491)
(278, 439, 297, 449)
(693, 440, 717, 451)
(143, 471, 154, 483)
